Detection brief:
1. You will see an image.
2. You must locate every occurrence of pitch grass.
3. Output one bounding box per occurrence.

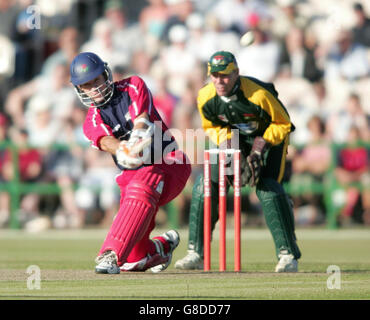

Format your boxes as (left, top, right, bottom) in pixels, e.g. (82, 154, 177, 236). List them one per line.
(0, 228, 369, 300)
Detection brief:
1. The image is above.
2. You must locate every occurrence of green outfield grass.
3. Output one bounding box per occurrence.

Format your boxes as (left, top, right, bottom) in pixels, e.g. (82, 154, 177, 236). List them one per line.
(0, 228, 369, 300)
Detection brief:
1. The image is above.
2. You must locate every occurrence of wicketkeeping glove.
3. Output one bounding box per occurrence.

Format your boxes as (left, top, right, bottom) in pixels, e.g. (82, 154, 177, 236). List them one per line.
(246, 136, 270, 187)
(239, 152, 251, 186)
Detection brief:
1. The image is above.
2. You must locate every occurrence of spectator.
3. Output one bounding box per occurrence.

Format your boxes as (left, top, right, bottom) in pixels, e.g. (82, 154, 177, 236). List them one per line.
(326, 92, 370, 144)
(50, 102, 87, 228)
(209, 0, 269, 35)
(291, 115, 331, 225)
(139, 0, 169, 55)
(275, 75, 333, 146)
(279, 27, 323, 83)
(5, 62, 75, 129)
(159, 23, 197, 97)
(191, 0, 214, 14)
(1, 127, 48, 231)
(5, 127, 43, 183)
(0, 113, 10, 227)
(41, 63, 76, 122)
(185, 12, 210, 63)
(81, 18, 127, 71)
(168, 82, 203, 226)
(171, 82, 200, 136)
(270, 0, 308, 40)
(351, 2, 370, 47)
(324, 30, 370, 82)
(160, 0, 194, 45)
(0, 0, 19, 40)
(42, 141, 84, 229)
(274, 77, 319, 146)
(130, 49, 157, 92)
(63, 102, 89, 147)
(12, 0, 44, 83)
(0, 34, 15, 112)
(25, 94, 62, 147)
(40, 27, 80, 77)
(211, 0, 247, 34)
(237, 22, 280, 82)
(0, 0, 19, 106)
(334, 125, 370, 225)
(103, 0, 143, 57)
(191, 13, 240, 62)
(170, 80, 201, 179)
(43, 153, 84, 229)
(22, 94, 84, 229)
(151, 72, 177, 127)
(186, 12, 242, 66)
(75, 147, 120, 227)
(111, 65, 130, 83)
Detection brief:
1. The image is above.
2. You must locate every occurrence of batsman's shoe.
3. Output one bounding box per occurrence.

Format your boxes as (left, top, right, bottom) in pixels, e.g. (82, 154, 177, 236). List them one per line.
(120, 256, 149, 272)
(120, 253, 164, 272)
(275, 253, 298, 273)
(174, 250, 203, 270)
(150, 230, 180, 273)
(95, 250, 120, 274)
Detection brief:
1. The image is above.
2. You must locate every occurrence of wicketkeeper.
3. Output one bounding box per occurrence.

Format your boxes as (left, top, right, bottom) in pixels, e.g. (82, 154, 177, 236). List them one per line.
(175, 51, 301, 272)
(70, 52, 191, 274)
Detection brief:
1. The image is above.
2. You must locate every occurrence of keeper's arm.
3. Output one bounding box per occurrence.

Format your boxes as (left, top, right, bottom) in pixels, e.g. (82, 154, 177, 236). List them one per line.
(198, 101, 232, 146)
(258, 93, 292, 146)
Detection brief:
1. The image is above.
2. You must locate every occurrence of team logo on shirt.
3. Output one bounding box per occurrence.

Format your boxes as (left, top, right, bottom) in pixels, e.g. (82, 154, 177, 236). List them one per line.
(125, 112, 131, 121)
(113, 124, 121, 132)
(234, 122, 258, 134)
(243, 113, 256, 119)
(218, 114, 229, 123)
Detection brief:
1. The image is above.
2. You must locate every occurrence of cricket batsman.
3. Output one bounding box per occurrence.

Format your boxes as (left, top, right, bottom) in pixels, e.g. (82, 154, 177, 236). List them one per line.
(70, 52, 191, 274)
(175, 51, 301, 272)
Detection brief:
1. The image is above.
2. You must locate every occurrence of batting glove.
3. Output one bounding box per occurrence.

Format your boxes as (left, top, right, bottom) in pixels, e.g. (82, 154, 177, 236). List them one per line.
(116, 135, 152, 169)
(116, 141, 143, 169)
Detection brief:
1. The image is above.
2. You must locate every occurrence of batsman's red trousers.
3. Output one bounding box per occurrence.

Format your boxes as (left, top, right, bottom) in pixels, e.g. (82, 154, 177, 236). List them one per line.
(99, 150, 191, 264)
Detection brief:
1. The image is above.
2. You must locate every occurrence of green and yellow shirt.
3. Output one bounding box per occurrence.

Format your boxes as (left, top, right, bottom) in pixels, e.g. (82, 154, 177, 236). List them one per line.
(197, 76, 294, 147)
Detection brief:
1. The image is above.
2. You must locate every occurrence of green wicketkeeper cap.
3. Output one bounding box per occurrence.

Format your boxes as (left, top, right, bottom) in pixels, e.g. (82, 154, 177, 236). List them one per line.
(207, 51, 238, 75)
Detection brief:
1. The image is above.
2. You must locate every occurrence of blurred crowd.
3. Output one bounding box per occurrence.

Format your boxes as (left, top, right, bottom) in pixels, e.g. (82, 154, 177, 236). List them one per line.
(0, 0, 369, 231)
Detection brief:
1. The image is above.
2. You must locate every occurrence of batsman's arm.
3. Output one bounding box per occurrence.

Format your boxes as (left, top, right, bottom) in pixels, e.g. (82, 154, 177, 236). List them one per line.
(83, 107, 114, 150)
(132, 112, 150, 130)
(100, 136, 120, 155)
(103, 111, 154, 169)
(99, 111, 151, 156)
(100, 135, 144, 169)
